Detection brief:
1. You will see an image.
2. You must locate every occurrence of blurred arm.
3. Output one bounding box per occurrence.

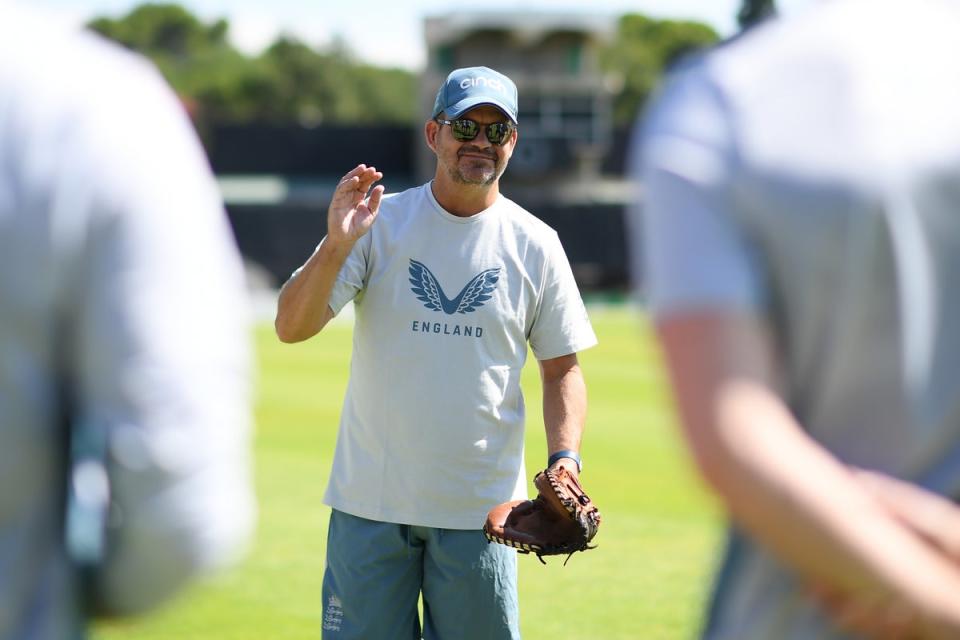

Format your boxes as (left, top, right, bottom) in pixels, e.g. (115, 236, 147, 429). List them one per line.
(852, 469, 960, 563)
(657, 310, 960, 637)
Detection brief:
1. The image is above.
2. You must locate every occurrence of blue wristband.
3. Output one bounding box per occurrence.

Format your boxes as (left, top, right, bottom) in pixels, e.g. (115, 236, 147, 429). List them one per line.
(548, 449, 582, 472)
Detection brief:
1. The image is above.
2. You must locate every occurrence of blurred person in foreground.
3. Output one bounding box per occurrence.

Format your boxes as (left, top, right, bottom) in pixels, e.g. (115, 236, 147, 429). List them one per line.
(275, 66, 596, 638)
(633, 0, 960, 637)
(0, 6, 255, 638)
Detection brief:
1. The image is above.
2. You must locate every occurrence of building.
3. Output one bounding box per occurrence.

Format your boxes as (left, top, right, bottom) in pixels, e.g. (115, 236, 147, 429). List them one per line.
(419, 12, 631, 289)
(421, 12, 618, 189)
(212, 11, 633, 293)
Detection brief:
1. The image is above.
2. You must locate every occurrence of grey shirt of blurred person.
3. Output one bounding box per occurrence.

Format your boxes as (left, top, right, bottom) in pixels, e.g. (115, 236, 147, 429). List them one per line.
(0, 7, 255, 638)
(275, 66, 596, 639)
(634, 0, 960, 637)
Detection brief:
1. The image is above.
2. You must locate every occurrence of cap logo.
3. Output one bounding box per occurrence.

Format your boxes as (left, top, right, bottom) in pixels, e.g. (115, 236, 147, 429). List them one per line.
(459, 76, 506, 93)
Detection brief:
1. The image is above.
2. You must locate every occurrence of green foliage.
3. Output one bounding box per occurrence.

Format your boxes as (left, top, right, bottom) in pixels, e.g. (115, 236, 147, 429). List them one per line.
(602, 14, 720, 125)
(88, 3, 228, 57)
(87, 3, 721, 132)
(87, 3, 416, 126)
(92, 308, 722, 639)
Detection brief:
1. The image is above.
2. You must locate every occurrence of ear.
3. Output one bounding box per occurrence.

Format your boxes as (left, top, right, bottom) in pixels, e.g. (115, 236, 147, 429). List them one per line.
(424, 119, 439, 153)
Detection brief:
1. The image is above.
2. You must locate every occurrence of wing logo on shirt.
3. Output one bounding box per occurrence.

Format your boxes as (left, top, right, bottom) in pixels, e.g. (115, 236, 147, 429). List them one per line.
(408, 259, 501, 315)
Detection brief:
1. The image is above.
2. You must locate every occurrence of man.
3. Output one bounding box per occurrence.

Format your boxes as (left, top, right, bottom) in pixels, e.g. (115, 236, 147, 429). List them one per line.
(633, 0, 960, 637)
(275, 66, 597, 638)
(0, 6, 255, 638)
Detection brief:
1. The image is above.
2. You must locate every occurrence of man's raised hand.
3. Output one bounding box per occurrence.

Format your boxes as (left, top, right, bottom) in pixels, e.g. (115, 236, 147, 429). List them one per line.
(328, 164, 385, 244)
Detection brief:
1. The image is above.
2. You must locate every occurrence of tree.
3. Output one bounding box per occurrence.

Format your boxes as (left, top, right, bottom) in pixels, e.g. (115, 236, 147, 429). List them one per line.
(88, 4, 716, 130)
(86, 3, 416, 126)
(88, 3, 228, 59)
(601, 14, 720, 125)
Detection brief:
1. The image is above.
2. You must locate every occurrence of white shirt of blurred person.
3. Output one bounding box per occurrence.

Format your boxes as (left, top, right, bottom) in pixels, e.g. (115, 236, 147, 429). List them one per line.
(0, 6, 254, 637)
(275, 66, 596, 638)
(633, 0, 960, 638)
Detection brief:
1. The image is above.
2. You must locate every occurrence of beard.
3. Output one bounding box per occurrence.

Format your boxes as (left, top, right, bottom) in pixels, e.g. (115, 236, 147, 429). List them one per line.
(446, 146, 504, 186)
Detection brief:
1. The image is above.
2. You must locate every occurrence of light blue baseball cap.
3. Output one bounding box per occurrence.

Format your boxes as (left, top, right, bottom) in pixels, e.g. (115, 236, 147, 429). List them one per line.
(432, 66, 519, 124)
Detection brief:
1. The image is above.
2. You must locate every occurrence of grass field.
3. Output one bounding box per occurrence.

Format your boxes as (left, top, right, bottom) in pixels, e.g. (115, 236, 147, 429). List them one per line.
(94, 306, 723, 639)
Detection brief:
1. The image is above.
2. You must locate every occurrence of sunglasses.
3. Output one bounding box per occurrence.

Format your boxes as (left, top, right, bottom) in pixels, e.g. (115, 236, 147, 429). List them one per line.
(435, 118, 516, 145)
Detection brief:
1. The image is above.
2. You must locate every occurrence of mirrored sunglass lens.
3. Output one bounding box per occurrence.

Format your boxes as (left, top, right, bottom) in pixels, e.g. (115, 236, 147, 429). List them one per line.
(486, 123, 509, 144)
(452, 120, 479, 140)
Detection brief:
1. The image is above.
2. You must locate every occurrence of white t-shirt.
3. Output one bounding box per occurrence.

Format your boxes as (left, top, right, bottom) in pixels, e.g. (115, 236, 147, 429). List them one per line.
(322, 183, 596, 529)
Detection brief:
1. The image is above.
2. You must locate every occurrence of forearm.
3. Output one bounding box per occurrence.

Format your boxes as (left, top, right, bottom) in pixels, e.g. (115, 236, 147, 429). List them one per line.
(540, 355, 587, 456)
(707, 382, 960, 623)
(275, 237, 353, 342)
(658, 313, 960, 636)
(672, 364, 960, 635)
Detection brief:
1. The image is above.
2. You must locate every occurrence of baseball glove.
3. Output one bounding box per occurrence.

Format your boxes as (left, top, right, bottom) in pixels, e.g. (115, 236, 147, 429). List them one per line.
(483, 465, 601, 564)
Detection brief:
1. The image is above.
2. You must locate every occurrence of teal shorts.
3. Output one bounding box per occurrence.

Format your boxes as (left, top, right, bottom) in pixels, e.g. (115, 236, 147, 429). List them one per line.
(321, 509, 520, 639)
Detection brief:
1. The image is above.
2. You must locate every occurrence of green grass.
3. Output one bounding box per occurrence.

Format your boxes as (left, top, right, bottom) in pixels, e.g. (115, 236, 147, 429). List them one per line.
(94, 306, 722, 639)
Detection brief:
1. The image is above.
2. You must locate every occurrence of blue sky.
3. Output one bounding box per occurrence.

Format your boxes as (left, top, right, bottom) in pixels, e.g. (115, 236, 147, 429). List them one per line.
(28, 0, 811, 70)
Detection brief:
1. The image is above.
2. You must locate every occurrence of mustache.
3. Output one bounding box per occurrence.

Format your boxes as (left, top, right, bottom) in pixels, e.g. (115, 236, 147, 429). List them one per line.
(458, 146, 497, 160)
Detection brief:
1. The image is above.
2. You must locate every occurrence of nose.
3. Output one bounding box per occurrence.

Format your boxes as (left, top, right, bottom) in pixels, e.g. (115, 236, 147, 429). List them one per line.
(472, 125, 495, 146)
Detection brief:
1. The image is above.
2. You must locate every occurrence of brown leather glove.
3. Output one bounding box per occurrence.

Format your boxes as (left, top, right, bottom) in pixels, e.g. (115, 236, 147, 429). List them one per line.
(483, 465, 601, 564)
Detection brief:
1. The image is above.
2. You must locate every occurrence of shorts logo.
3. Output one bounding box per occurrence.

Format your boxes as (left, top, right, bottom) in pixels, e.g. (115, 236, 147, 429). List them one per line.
(323, 595, 343, 632)
(409, 259, 500, 315)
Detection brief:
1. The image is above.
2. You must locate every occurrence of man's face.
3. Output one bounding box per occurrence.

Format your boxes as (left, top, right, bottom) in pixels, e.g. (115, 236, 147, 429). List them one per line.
(431, 105, 517, 187)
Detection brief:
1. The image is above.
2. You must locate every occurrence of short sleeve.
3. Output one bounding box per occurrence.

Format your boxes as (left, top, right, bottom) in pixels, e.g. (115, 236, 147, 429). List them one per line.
(630, 63, 766, 318)
(528, 231, 598, 360)
(327, 232, 371, 314)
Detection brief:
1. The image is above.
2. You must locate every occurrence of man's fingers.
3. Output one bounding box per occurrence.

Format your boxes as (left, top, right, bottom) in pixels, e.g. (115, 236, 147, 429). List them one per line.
(333, 177, 362, 205)
(336, 165, 376, 195)
(329, 166, 384, 239)
(366, 184, 385, 213)
(339, 164, 367, 185)
(854, 469, 960, 559)
(355, 168, 383, 194)
(809, 582, 917, 639)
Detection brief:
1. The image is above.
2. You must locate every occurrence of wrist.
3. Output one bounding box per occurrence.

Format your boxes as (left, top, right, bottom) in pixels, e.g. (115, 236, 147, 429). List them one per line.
(548, 449, 582, 472)
(319, 235, 355, 258)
